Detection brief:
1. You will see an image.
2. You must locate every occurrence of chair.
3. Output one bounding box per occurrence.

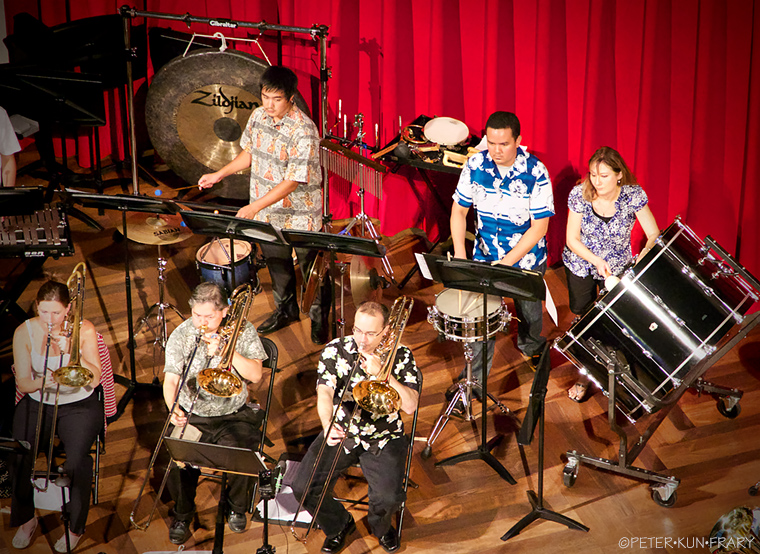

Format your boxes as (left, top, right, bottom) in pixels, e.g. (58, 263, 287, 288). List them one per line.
(14, 333, 114, 504)
(334, 372, 423, 538)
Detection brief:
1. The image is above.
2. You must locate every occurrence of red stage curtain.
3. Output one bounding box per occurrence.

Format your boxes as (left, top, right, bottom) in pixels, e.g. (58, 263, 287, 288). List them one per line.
(4, 0, 760, 277)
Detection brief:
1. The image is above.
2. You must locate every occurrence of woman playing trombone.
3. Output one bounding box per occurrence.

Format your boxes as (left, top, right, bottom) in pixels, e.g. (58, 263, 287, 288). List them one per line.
(10, 279, 102, 552)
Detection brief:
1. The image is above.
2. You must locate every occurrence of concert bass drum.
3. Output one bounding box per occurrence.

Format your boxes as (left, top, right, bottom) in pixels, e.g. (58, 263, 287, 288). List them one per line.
(555, 217, 758, 422)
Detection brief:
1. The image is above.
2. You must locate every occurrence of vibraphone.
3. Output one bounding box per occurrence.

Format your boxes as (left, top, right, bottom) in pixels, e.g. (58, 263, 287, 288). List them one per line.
(0, 205, 73, 258)
(0, 205, 74, 320)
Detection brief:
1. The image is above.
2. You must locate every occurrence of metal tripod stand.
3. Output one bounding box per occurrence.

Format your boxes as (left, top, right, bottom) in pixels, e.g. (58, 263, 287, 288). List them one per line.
(133, 245, 184, 355)
(422, 341, 511, 460)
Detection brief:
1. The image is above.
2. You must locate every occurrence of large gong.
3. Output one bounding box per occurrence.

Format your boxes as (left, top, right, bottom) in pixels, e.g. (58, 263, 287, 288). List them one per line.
(146, 49, 310, 200)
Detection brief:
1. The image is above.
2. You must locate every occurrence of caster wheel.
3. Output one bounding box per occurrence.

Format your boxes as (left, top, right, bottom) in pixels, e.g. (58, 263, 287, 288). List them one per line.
(562, 465, 577, 488)
(749, 484, 759, 496)
(652, 489, 677, 507)
(421, 445, 432, 460)
(718, 401, 741, 419)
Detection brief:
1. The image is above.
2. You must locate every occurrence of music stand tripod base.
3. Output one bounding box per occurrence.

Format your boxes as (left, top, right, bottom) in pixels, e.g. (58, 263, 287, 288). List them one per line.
(502, 344, 588, 540)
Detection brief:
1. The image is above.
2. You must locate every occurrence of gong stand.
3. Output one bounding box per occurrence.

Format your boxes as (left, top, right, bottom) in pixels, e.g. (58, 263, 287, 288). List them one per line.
(421, 254, 544, 482)
(119, 7, 330, 205)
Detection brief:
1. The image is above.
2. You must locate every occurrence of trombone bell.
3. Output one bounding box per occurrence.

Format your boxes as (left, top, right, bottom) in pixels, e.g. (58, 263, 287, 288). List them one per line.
(196, 367, 244, 397)
(352, 381, 401, 416)
(53, 364, 94, 388)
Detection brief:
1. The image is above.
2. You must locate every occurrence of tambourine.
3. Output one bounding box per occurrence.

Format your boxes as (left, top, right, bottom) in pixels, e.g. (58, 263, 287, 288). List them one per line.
(423, 117, 469, 146)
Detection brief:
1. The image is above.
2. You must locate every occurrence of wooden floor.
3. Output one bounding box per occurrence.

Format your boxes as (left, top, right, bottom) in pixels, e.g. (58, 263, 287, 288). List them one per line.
(2, 158, 760, 554)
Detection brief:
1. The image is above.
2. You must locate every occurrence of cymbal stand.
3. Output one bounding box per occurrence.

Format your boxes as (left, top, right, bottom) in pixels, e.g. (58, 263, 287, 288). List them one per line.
(422, 340, 512, 461)
(133, 245, 185, 369)
(339, 113, 397, 285)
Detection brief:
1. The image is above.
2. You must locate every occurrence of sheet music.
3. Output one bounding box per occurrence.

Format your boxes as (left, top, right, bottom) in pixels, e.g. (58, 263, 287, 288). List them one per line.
(415, 252, 433, 280)
(544, 279, 558, 326)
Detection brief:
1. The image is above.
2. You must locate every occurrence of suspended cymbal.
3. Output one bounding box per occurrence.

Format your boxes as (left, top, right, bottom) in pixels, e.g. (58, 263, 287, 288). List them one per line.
(350, 255, 384, 306)
(117, 213, 192, 245)
(145, 49, 309, 200)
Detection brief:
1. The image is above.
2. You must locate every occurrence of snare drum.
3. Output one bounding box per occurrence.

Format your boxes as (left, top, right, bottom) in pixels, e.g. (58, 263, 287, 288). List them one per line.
(555, 217, 757, 422)
(196, 239, 256, 292)
(427, 288, 509, 343)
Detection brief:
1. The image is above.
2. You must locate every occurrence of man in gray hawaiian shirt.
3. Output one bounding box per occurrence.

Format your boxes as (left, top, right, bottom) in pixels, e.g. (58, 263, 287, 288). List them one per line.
(162, 282, 266, 544)
(291, 301, 421, 554)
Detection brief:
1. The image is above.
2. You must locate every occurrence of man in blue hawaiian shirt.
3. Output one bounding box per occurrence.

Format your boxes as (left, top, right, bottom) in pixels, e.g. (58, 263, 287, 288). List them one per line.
(449, 111, 554, 402)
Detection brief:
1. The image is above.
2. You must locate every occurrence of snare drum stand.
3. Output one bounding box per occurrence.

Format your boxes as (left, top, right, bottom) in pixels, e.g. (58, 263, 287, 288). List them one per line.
(133, 246, 184, 364)
(422, 341, 511, 460)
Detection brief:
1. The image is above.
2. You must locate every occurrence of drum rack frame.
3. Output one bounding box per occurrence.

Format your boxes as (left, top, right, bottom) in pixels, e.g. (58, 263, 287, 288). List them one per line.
(561, 235, 760, 507)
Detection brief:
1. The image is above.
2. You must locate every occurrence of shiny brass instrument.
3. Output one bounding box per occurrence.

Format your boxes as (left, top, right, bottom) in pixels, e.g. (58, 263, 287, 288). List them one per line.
(290, 296, 413, 542)
(31, 262, 93, 492)
(352, 296, 413, 416)
(196, 283, 253, 397)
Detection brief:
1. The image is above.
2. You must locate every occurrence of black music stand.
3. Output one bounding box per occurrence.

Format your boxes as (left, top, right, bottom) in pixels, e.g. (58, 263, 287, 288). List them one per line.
(163, 437, 269, 554)
(67, 191, 179, 421)
(421, 254, 544, 482)
(281, 229, 386, 337)
(180, 211, 288, 292)
(502, 344, 588, 540)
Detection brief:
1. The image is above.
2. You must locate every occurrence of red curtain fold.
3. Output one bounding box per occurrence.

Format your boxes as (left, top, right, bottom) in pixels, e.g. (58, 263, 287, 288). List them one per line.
(3, 0, 759, 277)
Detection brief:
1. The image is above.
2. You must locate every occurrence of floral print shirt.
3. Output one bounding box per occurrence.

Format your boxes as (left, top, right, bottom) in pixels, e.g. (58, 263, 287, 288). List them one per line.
(240, 105, 322, 231)
(316, 336, 420, 454)
(562, 184, 649, 279)
(164, 318, 266, 417)
(452, 146, 554, 270)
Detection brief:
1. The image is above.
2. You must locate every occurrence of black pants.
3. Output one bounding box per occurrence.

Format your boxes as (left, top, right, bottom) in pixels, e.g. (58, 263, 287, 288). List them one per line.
(166, 407, 263, 520)
(564, 267, 603, 316)
(291, 432, 408, 538)
(10, 392, 103, 534)
(258, 243, 332, 327)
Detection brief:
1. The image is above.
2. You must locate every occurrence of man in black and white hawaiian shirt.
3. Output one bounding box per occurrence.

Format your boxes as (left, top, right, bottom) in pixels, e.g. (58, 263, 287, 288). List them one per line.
(162, 282, 267, 544)
(292, 301, 421, 554)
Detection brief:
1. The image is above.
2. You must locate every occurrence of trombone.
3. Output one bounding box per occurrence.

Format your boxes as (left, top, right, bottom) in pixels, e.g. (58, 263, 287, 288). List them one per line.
(30, 262, 94, 492)
(290, 296, 413, 543)
(129, 284, 253, 530)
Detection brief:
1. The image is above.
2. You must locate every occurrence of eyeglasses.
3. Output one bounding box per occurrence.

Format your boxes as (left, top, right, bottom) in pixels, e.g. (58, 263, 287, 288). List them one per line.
(352, 326, 381, 339)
